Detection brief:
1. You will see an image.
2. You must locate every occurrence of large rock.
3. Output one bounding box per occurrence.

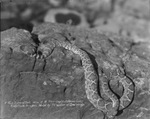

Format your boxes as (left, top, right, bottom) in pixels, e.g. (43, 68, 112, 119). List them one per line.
(0, 23, 149, 119)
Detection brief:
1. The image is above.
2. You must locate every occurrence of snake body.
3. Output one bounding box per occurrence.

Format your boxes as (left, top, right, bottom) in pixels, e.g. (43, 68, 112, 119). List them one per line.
(118, 76, 134, 110)
(37, 37, 119, 118)
(32, 23, 134, 118)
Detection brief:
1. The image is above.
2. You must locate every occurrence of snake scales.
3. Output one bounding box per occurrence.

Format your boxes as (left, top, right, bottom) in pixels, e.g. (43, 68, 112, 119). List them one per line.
(31, 23, 134, 118)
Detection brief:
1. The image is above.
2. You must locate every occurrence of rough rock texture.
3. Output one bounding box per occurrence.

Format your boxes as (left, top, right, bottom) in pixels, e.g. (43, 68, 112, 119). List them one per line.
(0, 23, 150, 119)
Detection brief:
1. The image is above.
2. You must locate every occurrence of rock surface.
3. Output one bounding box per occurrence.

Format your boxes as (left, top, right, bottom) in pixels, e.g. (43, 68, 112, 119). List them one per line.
(0, 23, 150, 119)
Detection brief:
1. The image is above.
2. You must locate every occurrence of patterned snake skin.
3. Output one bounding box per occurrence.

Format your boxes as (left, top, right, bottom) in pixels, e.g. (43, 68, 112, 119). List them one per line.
(33, 30, 134, 118)
(35, 35, 120, 118)
(118, 75, 134, 110)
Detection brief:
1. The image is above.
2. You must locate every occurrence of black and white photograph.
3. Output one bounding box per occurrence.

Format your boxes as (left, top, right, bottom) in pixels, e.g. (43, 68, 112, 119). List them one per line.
(0, 0, 150, 119)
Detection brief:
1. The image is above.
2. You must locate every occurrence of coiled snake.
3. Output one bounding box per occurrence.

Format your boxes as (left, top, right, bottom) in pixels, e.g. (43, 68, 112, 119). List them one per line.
(32, 31, 134, 118)
(1, 23, 134, 118)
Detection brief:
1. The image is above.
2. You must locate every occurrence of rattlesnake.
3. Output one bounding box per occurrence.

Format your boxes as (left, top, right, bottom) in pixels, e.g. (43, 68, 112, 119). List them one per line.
(34, 34, 119, 118)
(1, 24, 135, 118)
(31, 26, 134, 118)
